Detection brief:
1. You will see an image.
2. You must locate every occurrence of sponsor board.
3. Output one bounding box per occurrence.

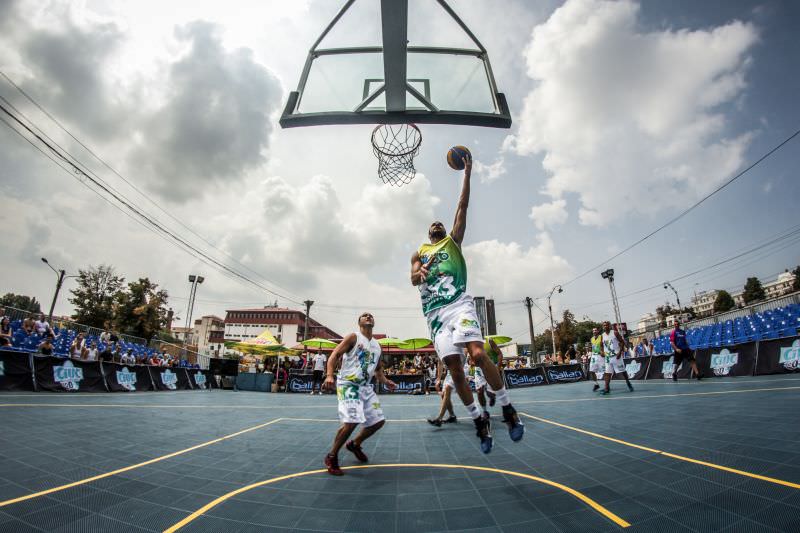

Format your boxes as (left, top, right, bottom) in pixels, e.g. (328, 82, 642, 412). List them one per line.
(506, 372, 545, 387)
(779, 339, 800, 371)
(625, 360, 641, 377)
(709, 349, 738, 376)
(193, 371, 207, 389)
(0, 360, 4, 377)
(546, 365, 584, 383)
(161, 369, 178, 390)
(54, 360, 84, 391)
(116, 367, 137, 391)
(289, 375, 312, 392)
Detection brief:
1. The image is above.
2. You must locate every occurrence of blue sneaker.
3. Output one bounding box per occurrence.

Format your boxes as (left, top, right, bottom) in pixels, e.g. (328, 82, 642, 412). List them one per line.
(502, 405, 525, 442)
(600, 389, 610, 395)
(474, 417, 493, 454)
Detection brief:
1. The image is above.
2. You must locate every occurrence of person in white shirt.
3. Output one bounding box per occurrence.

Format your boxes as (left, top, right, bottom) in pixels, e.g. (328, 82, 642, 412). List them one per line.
(310, 351, 327, 394)
(85, 342, 99, 361)
(34, 314, 50, 336)
(322, 312, 396, 476)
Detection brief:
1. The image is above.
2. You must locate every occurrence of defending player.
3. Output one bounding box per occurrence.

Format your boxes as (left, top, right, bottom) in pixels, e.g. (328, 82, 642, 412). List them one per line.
(467, 355, 491, 419)
(599, 321, 634, 395)
(589, 327, 604, 392)
(484, 337, 504, 406)
(410, 153, 524, 453)
(322, 312, 397, 475)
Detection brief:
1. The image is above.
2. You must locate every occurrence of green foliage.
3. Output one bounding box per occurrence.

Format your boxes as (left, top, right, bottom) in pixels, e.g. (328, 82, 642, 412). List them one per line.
(0, 293, 42, 313)
(113, 278, 170, 341)
(713, 290, 735, 313)
(68, 265, 124, 328)
(537, 310, 602, 355)
(742, 277, 766, 305)
(655, 304, 675, 327)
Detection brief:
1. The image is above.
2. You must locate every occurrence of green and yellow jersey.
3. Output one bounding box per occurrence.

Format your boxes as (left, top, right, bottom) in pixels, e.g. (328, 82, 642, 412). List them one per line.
(417, 235, 468, 316)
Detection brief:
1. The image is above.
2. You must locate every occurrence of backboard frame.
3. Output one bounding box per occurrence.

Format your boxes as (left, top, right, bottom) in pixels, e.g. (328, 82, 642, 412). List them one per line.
(279, 0, 512, 129)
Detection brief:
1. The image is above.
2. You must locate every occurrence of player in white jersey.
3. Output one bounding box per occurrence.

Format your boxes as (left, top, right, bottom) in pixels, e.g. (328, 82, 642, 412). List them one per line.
(322, 312, 397, 475)
(428, 358, 457, 426)
(600, 321, 634, 395)
(411, 154, 523, 454)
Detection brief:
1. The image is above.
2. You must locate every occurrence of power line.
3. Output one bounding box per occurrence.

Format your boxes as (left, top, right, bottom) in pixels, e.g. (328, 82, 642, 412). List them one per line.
(556, 127, 800, 290)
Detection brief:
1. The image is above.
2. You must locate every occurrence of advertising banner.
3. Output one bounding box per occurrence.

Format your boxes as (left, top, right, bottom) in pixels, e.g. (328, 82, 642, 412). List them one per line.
(287, 371, 314, 393)
(34, 356, 107, 392)
(646, 354, 693, 380)
(188, 369, 209, 390)
(504, 367, 547, 389)
(612, 357, 650, 380)
(0, 350, 35, 391)
(102, 362, 155, 392)
(756, 337, 800, 375)
(695, 344, 757, 377)
(545, 364, 585, 384)
(379, 374, 424, 394)
(149, 367, 192, 391)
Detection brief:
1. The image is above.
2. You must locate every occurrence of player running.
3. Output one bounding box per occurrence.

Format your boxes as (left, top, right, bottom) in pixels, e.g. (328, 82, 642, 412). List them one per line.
(599, 321, 634, 395)
(411, 153, 524, 453)
(322, 312, 397, 475)
(589, 327, 604, 392)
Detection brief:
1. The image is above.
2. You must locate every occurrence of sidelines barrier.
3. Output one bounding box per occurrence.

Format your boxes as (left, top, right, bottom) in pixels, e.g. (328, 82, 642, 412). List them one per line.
(0, 350, 214, 392)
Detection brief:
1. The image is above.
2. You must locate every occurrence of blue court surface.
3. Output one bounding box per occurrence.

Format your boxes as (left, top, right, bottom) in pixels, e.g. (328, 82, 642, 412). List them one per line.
(1, 375, 798, 532)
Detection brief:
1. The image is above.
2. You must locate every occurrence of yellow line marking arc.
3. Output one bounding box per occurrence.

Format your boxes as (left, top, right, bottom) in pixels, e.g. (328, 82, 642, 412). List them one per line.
(521, 413, 800, 490)
(162, 463, 631, 532)
(0, 418, 284, 508)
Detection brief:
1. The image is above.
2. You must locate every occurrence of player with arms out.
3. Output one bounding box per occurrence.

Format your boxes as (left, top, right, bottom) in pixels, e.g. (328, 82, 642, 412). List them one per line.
(411, 152, 524, 453)
(599, 321, 634, 395)
(322, 312, 396, 475)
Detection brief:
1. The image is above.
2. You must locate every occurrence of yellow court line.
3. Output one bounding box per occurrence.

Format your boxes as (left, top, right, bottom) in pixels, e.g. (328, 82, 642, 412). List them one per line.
(513, 385, 800, 405)
(0, 418, 284, 508)
(162, 463, 630, 532)
(521, 413, 800, 490)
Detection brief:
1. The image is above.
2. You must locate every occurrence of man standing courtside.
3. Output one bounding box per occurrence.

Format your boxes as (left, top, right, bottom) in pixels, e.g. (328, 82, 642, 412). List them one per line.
(310, 350, 327, 394)
(410, 153, 524, 454)
(670, 318, 703, 381)
(322, 312, 396, 475)
(600, 321, 634, 395)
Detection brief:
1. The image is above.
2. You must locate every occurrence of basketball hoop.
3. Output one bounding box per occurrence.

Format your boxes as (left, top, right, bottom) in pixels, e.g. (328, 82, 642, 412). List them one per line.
(371, 123, 422, 187)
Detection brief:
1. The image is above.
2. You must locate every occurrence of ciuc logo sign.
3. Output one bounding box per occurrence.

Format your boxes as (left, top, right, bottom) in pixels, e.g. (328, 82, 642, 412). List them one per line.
(161, 369, 178, 390)
(710, 349, 738, 376)
(193, 372, 207, 389)
(54, 360, 83, 391)
(116, 367, 138, 391)
(778, 339, 800, 370)
(625, 360, 641, 376)
(662, 356, 677, 379)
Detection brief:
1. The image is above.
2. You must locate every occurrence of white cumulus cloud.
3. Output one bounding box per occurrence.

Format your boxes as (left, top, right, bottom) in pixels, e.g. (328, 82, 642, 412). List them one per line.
(529, 199, 568, 230)
(511, 0, 758, 226)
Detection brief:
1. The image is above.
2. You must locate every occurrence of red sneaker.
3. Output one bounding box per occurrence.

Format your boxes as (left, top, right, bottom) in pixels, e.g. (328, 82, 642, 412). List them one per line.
(325, 454, 343, 475)
(345, 440, 369, 463)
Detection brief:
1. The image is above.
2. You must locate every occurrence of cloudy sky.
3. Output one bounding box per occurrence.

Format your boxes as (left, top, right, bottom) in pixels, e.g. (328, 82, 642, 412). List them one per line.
(1, 0, 798, 341)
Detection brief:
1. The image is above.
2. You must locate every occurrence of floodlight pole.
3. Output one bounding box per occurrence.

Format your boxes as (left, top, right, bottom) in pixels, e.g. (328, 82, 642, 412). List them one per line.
(524, 297, 536, 363)
(186, 275, 204, 340)
(303, 300, 314, 341)
(547, 285, 563, 357)
(41, 258, 67, 324)
(664, 281, 681, 310)
(601, 269, 622, 327)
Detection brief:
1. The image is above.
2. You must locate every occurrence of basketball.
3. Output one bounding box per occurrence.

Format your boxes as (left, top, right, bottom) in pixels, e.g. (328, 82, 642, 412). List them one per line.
(446, 145, 471, 170)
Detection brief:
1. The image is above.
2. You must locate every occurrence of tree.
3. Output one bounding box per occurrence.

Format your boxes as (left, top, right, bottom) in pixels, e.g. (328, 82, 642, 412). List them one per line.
(69, 265, 125, 328)
(0, 293, 42, 313)
(114, 278, 169, 341)
(742, 277, 766, 305)
(792, 266, 800, 293)
(713, 290, 735, 314)
(554, 309, 578, 354)
(655, 304, 675, 328)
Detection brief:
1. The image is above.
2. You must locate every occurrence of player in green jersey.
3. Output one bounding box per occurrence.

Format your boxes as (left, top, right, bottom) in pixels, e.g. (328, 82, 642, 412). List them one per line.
(411, 154, 524, 454)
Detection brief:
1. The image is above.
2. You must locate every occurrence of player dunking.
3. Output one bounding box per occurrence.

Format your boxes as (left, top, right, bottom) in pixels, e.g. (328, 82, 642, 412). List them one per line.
(322, 312, 397, 475)
(411, 154, 524, 453)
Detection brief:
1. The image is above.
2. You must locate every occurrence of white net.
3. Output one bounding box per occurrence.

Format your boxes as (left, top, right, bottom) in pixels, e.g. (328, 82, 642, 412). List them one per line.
(371, 123, 422, 186)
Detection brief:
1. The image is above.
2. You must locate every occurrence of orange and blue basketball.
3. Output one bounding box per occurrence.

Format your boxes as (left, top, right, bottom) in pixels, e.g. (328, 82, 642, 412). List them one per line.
(446, 145, 471, 170)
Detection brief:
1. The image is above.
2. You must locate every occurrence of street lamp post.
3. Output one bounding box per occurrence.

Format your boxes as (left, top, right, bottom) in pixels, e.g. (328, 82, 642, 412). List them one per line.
(601, 269, 622, 326)
(41, 258, 68, 323)
(663, 281, 681, 310)
(303, 300, 314, 341)
(185, 275, 205, 342)
(547, 285, 563, 358)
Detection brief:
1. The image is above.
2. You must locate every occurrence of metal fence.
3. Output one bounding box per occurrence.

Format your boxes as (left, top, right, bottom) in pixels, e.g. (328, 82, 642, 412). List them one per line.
(1, 305, 148, 345)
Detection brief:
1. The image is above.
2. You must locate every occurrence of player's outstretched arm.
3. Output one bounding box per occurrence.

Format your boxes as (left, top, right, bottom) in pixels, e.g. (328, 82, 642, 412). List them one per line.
(450, 155, 472, 246)
(323, 333, 356, 391)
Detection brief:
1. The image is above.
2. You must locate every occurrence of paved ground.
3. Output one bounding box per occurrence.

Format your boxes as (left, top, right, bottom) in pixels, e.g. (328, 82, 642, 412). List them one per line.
(0, 375, 799, 532)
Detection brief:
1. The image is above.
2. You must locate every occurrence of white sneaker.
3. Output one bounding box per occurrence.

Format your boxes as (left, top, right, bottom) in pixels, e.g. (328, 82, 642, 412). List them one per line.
(309, 391, 314, 395)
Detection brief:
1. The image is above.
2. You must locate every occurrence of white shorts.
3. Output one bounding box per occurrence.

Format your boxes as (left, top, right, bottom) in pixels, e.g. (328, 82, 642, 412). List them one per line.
(442, 373, 455, 390)
(472, 373, 487, 390)
(589, 355, 605, 376)
(336, 382, 384, 426)
(428, 294, 483, 358)
(604, 355, 626, 375)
